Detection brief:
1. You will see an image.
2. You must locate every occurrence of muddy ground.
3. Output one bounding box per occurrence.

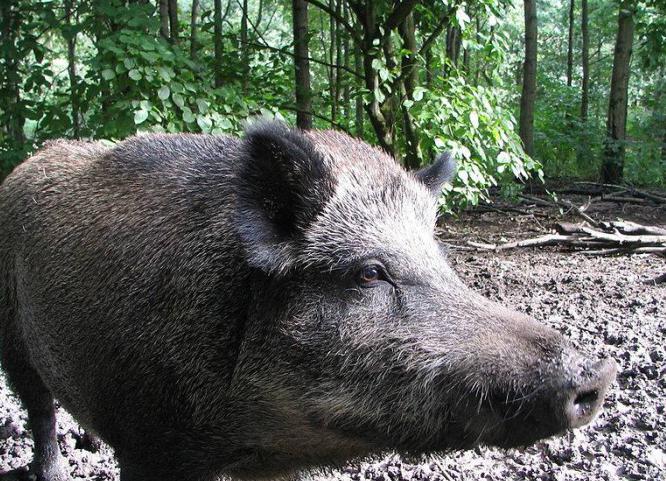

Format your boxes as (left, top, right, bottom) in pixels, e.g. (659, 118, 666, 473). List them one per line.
(1, 193, 665, 480)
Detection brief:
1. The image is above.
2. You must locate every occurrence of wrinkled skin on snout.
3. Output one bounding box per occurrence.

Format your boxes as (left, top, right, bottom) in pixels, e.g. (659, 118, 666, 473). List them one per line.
(0, 121, 615, 481)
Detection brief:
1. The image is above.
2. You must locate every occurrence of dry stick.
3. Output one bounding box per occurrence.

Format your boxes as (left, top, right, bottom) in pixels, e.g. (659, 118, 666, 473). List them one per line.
(599, 195, 647, 204)
(575, 181, 666, 204)
(557, 220, 666, 237)
(578, 226, 666, 245)
(468, 234, 575, 251)
(476, 203, 549, 218)
(519, 194, 600, 227)
(601, 220, 666, 236)
(582, 247, 666, 256)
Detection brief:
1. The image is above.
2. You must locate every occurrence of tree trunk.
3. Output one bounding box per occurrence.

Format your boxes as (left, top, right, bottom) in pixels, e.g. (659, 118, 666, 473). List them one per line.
(190, 0, 200, 59)
(0, 0, 25, 149)
(567, 0, 574, 87)
(241, 0, 249, 94)
(214, 0, 223, 87)
(519, 0, 538, 158)
(424, 47, 433, 86)
(399, 12, 420, 168)
(446, 25, 461, 68)
(342, 2, 351, 124)
(64, 0, 80, 138)
(601, 0, 635, 184)
(662, 127, 666, 168)
(334, 0, 342, 124)
(168, 0, 179, 43)
(328, 0, 337, 122)
(354, 39, 363, 136)
(159, 0, 170, 40)
(580, 0, 589, 121)
(292, 0, 312, 129)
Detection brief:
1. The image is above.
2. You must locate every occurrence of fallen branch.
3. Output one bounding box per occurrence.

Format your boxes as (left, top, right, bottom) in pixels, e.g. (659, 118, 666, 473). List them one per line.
(467, 234, 571, 251)
(600, 220, 666, 236)
(581, 247, 666, 256)
(519, 194, 600, 226)
(469, 220, 666, 256)
(574, 182, 666, 204)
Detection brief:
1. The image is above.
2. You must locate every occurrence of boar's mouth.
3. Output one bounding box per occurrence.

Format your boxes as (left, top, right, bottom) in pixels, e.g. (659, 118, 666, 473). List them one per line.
(436, 357, 617, 450)
(321, 357, 615, 453)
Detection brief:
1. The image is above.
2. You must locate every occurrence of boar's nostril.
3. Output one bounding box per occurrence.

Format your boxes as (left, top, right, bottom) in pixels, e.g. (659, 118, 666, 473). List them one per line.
(564, 358, 617, 429)
(573, 389, 599, 416)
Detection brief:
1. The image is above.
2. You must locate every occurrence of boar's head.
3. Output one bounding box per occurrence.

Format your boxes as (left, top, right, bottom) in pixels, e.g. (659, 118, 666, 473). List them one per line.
(230, 121, 615, 471)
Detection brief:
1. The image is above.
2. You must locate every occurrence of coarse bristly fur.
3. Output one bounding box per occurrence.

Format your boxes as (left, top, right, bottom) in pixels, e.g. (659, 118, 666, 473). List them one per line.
(0, 120, 615, 481)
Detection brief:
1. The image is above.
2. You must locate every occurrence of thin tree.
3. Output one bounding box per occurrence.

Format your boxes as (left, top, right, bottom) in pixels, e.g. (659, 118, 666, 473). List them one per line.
(353, 40, 363, 136)
(519, 0, 538, 158)
(159, 0, 170, 39)
(64, 0, 80, 138)
(601, 0, 635, 183)
(399, 12, 420, 168)
(190, 0, 200, 60)
(341, 2, 351, 123)
(567, 0, 574, 87)
(0, 0, 25, 149)
(334, 0, 342, 124)
(580, 0, 589, 121)
(214, 0, 223, 87)
(240, 0, 249, 94)
(168, 0, 179, 43)
(292, 0, 312, 129)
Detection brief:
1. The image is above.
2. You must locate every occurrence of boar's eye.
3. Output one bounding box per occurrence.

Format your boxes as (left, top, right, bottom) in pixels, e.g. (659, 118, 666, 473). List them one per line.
(357, 264, 389, 288)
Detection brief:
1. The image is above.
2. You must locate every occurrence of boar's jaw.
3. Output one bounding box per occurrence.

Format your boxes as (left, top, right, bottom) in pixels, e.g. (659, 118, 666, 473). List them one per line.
(438, 349, 617, 450)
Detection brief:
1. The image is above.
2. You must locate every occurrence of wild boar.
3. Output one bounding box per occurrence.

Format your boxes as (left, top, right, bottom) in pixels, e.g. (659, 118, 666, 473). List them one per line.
(0, 121, 616, 481)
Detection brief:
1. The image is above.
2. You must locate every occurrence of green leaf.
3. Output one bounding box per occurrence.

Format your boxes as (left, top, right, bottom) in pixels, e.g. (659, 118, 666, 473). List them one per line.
(134, 109, 149, 124)
(157, 66, 172, 81)
(196, 98, 209, 113)
(172, 93, 185, 108)
(182, 107, 195, 123)
(196, 115, 213, 132)
(497, 151, 511, 164)
(101, 69, 116, 80)
(413, 87, 426, 102)
(218, 117, 233, 130)
(378, 67, 390, 81)
(158, 86, 170, 100)
(469, 111, 479, 129)
(124, 58, 136, 70)
(128, 69, 142, 81)
(455, 7, 471, 28)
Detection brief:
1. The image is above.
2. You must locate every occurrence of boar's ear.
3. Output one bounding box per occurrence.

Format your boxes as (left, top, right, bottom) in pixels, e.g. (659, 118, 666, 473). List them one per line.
(414, 152, 456, 195)
(235, 120, 335, 273)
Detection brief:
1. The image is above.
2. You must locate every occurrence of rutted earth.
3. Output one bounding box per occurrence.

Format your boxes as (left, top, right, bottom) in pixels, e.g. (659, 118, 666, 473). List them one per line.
(1, 198, 665, 481)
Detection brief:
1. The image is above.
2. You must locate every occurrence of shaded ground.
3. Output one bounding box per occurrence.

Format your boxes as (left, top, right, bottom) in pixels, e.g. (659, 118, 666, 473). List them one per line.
(1, 193, 665, 480)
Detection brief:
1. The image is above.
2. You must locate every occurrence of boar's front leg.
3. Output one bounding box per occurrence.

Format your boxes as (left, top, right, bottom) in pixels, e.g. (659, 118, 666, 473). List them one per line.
(1, 333, 70, 481)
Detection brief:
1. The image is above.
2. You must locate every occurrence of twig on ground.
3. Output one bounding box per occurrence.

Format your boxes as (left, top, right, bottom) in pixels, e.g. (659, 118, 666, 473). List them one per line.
(469, 220, 666, 256)
(574, 182, 666, 204)
(519, 194, 600, 226)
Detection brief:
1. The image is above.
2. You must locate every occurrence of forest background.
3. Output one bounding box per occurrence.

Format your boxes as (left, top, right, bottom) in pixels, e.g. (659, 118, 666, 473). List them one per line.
(1, 0, 664, 209)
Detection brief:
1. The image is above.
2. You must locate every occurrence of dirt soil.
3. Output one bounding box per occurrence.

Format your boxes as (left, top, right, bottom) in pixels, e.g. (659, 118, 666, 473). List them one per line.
(1, 193, 665, 481)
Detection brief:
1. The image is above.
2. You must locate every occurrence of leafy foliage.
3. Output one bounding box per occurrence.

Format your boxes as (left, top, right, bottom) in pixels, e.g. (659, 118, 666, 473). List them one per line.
(0, 0, 663, 208)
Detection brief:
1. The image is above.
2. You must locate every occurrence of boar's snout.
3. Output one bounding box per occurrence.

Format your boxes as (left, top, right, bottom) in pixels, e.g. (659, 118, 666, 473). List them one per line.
(560, 357, 616, 429)
(485, 346, 617, 448)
